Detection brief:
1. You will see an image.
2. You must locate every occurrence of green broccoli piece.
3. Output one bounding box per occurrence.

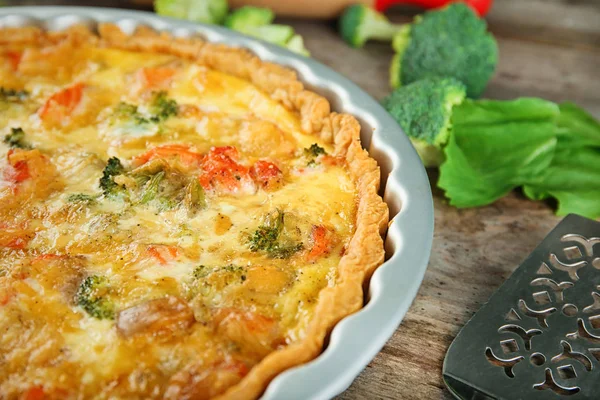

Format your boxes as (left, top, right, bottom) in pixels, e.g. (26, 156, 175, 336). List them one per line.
(249, 209, 303, 259)
(285, 35, 310, 57)
(149, 91, 178, 122)
(0, 87, 29, 102)
(225, 7, 293, 45)
(113, 102, 149, 125)
(3, 127, 30, 149)
(154, 0, 228, 25)
(139, 171, 165, 204)
(339, 4, 404, 48)
(304, 143, 326, 158)
(76, 275, 116, 320)
(382, 77, 466, 167)
(224, 6, 309, 56)
(389, 3, 498, 98)
(99, 157, 125, 196)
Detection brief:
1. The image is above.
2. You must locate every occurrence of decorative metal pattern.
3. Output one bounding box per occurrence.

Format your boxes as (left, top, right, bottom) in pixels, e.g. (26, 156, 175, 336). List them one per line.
(444, 214, 600, 399)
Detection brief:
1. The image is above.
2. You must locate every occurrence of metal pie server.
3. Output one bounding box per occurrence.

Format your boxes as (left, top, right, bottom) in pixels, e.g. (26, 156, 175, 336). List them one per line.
(443, 214, 600, 399)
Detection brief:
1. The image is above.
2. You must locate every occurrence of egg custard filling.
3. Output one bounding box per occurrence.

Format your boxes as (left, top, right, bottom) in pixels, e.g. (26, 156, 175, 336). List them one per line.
(0, 25, 388, 399)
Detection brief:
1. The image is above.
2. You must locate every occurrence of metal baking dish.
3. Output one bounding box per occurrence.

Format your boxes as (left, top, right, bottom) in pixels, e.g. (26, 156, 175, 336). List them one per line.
(0, 7, 434, 399)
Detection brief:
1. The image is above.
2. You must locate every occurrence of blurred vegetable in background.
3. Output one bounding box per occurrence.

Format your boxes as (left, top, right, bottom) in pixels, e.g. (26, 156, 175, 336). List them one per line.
(155, 0, 228, 24)
(389, 3, 497, 98)
(154, 0, 309, 55)
(225, 6, 309, 55)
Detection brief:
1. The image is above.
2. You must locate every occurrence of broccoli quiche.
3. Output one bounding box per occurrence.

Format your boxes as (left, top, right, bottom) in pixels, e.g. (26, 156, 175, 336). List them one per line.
(0, 24, 388, 400)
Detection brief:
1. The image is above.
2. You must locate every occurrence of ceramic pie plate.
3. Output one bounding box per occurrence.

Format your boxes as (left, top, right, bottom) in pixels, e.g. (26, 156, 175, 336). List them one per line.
(0, 7, 434, 399)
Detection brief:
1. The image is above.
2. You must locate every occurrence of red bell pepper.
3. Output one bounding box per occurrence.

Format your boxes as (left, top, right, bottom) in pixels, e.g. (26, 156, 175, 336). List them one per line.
(374, 0, 493, 17)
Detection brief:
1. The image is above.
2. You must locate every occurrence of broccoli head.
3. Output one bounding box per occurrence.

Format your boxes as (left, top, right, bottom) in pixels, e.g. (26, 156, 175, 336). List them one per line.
(382, 77, 466, 167)
(390, 3, 498, 98)
(154, 0, 228, 25)
(339, 4, 404, 48)
(224, 6, 308, 56)
(100, 157, 125, 196)
(76, 275, 116, 320)
(3, 127, 30, 149)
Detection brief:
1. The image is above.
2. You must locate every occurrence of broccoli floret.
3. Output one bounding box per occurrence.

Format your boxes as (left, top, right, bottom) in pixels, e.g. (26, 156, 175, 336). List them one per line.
(304, 143, 326, 158)
(76, 275, 116, 320)
(113, 102, 149, 125)
(383, 77, 466, 167)
(3, 127, 30, 149)
(99, 157, 125, 196)
(339, 4, 404, 48)
(389, 3, 498, 98)
(0, 87, 28, 102)
(224, 6, 308, 56)
(154, 0, 228, 24)
(149, 91, 178, 122)
(249, 209, 303, 259)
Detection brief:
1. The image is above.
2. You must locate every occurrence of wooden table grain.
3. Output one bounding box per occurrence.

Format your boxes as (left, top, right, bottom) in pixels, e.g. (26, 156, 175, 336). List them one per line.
(5, 0, 599, 398)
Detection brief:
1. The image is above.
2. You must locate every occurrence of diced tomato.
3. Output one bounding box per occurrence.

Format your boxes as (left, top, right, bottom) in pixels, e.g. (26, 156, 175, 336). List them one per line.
(147, 245, 179, 266)
(138, 67, 176, 89)
(252, 160, 282, 190)
(198, 146, 255, 194)
(5, 237, 28, 250)
(134, 144, 204, 168)
(4, 153, 30, 185)
(38, 83, 84, 124)
(5, 51, 22, 71)
(21, 387, 45, 400)
(307, 225, 333, 261)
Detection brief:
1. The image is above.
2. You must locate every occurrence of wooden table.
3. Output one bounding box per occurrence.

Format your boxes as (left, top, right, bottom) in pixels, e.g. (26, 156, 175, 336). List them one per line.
(6, 0, 599, 398)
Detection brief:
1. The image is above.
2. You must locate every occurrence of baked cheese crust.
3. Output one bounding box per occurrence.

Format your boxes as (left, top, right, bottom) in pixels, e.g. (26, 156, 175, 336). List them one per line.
(0, 24, 389, 400)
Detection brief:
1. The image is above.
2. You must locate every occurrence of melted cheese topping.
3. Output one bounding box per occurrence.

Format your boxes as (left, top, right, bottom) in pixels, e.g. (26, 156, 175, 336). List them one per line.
(0, 38, 356, 399)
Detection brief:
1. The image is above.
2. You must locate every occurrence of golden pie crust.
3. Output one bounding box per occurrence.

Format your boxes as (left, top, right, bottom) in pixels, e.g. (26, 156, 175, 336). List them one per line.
(0, 24, 389, 399)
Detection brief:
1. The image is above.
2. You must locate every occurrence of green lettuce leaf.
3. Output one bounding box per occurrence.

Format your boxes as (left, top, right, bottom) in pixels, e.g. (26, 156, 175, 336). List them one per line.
(523, 103, 600, 219)
(438, 98, 559, 207)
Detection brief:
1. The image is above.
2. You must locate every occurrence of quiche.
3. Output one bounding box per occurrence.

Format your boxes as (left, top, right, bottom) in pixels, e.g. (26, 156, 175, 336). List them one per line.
(0, 24, 388, 400)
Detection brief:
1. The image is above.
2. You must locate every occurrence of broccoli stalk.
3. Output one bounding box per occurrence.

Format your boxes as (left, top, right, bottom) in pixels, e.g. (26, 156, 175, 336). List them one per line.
(154, 0, 228, 25)
(382, 77, 466, 167)
(389, 3, 498, 98)
(224, 6, 310, 56)
(76, 275, 116, 320)
(339, 4, 405, 48)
